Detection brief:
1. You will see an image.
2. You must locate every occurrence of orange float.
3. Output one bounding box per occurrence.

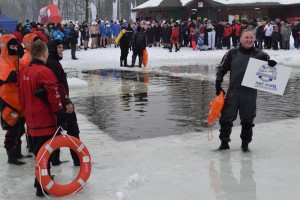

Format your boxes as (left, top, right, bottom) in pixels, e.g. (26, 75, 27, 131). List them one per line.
(142, 48, 148, 67)
(208, 91, 225, 126)
(35, 135, 91, 197)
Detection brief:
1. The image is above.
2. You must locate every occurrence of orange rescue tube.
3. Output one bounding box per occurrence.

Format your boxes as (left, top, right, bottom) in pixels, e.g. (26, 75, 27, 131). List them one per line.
(35, 135, 91, 197)
(142, 49, 148, 67)
(208, 91, 225, 126)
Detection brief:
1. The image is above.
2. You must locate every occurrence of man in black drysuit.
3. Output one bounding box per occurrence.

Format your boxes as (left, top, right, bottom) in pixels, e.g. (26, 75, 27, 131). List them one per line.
(130, 25, 146, 68)
(215, 29, 277, 152)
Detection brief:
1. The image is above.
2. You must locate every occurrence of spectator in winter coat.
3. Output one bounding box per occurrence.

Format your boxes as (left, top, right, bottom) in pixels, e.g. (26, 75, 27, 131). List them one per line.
(215, 21, 224, 49)
(223, 23, 233, 49)
(145, 23, 154, 47)
(13, 23, 23, 45)
(291, 21, 300, 49)
(282, 24, 292, 50)
(69, 24, 79, 59)
(264, 21, 273, 49)
(233, 20, 242, 47)
(256, 22, 264, 49)
(272, 27, 281, 50)
(153, 21, 161, 47)
(131, 26, 146, 68)
(169, 24, 180, 52)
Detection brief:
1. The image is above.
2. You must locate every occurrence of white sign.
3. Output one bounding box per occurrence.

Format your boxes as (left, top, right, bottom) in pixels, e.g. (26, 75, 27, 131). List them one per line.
(241, 58, 291, 95)
(198, 2, 203, 7)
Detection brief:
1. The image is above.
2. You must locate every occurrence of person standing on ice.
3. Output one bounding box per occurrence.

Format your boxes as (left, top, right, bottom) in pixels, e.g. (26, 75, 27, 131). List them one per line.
(18, 40, 68, 197)
(119, 27, 130, 67)
(169, 23, 180, 52)
(130, 26, 146, 68)
(0, 35, 26, 165)
(215, 29, 277, 152)
(46, 39, 80, 166)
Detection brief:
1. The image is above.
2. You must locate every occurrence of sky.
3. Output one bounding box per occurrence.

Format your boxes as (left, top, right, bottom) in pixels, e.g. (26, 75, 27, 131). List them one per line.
(0, 38, 299, 199)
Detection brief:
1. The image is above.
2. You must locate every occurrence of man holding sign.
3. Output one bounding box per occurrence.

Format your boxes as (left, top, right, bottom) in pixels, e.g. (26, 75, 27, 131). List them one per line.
(215, 29, 277, 152)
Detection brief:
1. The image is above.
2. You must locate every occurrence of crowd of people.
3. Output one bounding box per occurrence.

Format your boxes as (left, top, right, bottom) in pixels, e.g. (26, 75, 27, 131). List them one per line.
(2, 16, 298, 63)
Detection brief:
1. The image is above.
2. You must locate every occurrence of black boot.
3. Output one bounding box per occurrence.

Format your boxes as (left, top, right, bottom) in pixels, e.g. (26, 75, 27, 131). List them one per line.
(35, 180, 49, 197)
(131, 57, 136, 68)
(218, 141, 230, 150)
(7, 148, 26, 165)
(50, 149, 62, 166)
(16, 143, 32, 159)
(124, 59, 128, 67)
(120, 60, 123, 66)
(241, 142, 250, 152)
(70, 149, 80, 166)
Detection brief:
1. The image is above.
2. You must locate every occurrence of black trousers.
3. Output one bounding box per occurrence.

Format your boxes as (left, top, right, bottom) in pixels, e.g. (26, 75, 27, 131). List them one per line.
(120, 47, 129, 61)
(219, 88, 257, 143)
(71, 44, 77, 59)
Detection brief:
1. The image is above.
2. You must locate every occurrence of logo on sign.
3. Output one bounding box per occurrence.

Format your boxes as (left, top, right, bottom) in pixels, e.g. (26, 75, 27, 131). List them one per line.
(256, 64, 277, 82)
(255, 65, 278, 91)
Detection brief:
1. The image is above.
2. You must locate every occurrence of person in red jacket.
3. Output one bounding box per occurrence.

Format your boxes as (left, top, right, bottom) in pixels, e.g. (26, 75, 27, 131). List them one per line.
(233, 20, 242, 47)
(223, 23, 233, 49)
(169, 24, 180, 52)
(18, 40, 68, 197)
(0, 34, 26, 165)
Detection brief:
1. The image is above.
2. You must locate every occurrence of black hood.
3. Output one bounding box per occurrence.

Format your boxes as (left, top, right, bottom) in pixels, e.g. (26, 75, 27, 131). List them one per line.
(47, 39, 63, 61)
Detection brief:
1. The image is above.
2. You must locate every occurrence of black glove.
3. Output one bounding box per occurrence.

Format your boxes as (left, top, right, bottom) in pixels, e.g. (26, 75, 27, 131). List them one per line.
(65, 97, 72, 105)
(55, 109, 68, 130)
(268, 60, 277, 67)
(215, 80, 225, 96)
(34, 86, 49, 104)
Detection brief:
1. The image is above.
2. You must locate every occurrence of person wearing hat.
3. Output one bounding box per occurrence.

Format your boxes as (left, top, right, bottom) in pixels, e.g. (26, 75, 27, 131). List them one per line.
(0, 34, 27, 165)
(45, 39, 80, 166)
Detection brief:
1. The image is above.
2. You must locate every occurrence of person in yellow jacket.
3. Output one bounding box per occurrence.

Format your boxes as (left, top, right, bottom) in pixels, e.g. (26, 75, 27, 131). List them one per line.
(0, 34, 28, 165)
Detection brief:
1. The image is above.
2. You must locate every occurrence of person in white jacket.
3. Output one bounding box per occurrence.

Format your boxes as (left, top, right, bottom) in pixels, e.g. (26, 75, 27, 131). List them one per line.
(264, 21, 273, 49)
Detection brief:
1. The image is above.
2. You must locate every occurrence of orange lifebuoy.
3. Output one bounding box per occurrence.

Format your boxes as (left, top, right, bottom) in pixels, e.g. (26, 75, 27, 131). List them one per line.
(208, 91, 225, 126)
(35, 135, 92, 197)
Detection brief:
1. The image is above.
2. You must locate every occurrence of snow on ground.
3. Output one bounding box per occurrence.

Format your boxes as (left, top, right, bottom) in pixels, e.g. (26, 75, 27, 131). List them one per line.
(0, 40, 299, 199)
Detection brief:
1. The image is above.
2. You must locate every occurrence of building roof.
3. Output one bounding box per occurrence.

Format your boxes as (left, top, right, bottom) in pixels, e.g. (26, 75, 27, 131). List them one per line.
(132, 0, 194, 11)
(132, 0, 300, 11)
(212, 0, 300, 5)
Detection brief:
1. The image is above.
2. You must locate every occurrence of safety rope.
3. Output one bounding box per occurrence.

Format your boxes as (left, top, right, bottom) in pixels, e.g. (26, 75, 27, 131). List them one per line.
(207, 127, 213, 141)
